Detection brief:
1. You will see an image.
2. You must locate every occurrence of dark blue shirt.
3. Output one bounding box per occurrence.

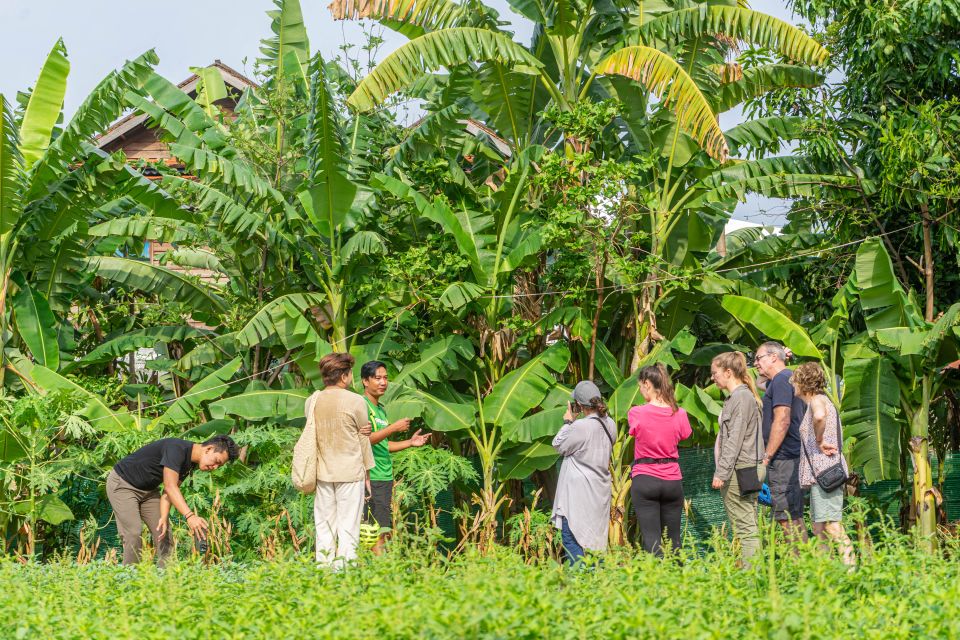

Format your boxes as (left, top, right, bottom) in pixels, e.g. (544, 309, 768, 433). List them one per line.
(761, 369, 806, 461)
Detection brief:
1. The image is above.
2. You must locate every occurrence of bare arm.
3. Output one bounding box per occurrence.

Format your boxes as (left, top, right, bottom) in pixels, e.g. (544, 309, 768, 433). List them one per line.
(388, 429, 430, 452)
(369, 419, 411, 445)
(764, 406, 791, 461)
(161, 467, 208, 539)
(811, 396, 829, 444)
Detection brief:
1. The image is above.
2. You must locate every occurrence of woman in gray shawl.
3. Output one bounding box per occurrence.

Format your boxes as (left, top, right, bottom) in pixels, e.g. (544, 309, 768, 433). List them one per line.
(551, 380, 617, 565)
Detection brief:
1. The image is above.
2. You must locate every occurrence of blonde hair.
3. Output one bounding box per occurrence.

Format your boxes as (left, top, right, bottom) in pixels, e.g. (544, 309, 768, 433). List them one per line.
(712, 351, 761, 406)
(792, 361, 826, 396)
(636, 363, 679, 413)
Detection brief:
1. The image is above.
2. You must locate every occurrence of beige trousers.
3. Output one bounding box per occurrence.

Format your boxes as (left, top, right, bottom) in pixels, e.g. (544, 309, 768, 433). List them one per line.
(106, 470, 172, 565)
(721, 465, 766, 568)
(313, 479, 365, 567)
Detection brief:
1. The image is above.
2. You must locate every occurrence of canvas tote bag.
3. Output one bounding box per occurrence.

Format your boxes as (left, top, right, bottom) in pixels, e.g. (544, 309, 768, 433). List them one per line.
(291, 391, 321, 493)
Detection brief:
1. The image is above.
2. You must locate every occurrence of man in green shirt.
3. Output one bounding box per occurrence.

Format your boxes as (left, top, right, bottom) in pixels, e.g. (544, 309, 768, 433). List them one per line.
(361, 360, 430, 553)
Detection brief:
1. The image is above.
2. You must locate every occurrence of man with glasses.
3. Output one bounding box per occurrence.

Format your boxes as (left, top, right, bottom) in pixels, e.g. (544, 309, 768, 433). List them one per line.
(754, 342, 808, 542)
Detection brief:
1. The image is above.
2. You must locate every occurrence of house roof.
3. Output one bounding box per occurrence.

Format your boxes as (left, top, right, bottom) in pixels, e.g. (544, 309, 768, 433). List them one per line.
(96, 60, 258, 149)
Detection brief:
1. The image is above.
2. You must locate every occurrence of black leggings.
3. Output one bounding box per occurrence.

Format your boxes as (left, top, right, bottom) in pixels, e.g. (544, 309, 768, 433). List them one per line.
(631, 474, 684, 557)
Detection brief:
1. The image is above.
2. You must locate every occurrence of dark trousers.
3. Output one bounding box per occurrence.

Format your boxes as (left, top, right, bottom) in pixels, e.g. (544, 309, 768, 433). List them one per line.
(631, 473, 684, 557)
(560, 517, 584, 565)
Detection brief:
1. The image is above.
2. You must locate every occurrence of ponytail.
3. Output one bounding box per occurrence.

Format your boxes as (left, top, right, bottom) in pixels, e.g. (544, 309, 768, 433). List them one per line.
(712, 351, 761, 407)
(636, 363, 679, 413)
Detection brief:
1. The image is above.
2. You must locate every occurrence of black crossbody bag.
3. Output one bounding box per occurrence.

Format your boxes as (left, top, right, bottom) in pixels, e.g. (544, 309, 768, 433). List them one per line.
(801, 414, 847, 493)
(734, 418, 763, 496)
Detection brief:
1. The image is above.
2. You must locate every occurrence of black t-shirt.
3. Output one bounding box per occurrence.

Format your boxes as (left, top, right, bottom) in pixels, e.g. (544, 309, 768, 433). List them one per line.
(761, 369, 807, 461)
(114, 438, 196, 490)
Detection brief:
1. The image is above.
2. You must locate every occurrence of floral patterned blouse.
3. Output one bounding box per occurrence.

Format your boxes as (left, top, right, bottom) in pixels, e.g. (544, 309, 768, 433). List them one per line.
(798, 394, 849, 488)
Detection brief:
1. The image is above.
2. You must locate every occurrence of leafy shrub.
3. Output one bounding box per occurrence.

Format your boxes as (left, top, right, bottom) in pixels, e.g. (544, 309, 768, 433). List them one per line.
(6, 536, 960, 639)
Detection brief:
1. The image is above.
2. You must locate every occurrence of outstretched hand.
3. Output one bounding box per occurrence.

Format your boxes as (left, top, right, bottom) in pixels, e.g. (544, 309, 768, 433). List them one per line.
(409, 429, 430, 447)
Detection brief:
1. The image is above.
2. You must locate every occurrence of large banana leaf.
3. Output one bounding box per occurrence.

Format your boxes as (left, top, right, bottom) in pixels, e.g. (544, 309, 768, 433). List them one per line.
(234, 293, 326, 351)
(497, 441, 558, 480)
(30, 365, 137, 431)
(88, 216, 201, 243)
(595, 46, 728, 161)
(0, 96, 24, 236)
(328, 0, 467, 38)
(640, 7, 829, 67)
(259, 0, 311, 89)
(11, 282, 59, 370)
(841, 356, 901, 482)
(19, 39, 69, 169)
(720, 295, 821, 359)
(68, 325, 209, 370)
(724, 116, 806, 156)
(162, 177, 265, 237)
(28, 50, 158, 197)
(209, 388, 311, 422)
(85, 256, 227, 316)
(502, 406, 567, 444)
(301, 54, 355, 239)
(193, 65, 229, 118)
(348, 28, 543, 111)
(714, 64, 823, 113)
(384, 385, 476, 431)
(156, 358, 243, 428)
(483, 343, 570, 427)
(854, 238, 924, 332)
(393, 335, 474, 387)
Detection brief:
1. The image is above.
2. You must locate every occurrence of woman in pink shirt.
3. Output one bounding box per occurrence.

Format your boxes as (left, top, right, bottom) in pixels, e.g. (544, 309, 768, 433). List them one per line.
(628, 364, 692, 556)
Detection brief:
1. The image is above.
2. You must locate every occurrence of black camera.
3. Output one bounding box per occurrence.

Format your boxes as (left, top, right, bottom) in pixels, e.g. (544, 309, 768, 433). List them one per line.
(194, 535, 209, 556)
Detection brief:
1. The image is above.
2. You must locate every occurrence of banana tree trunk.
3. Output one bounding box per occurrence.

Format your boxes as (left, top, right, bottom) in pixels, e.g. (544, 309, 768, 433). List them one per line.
(910, 375, 937, 549)
(608, 437, 632, 546)
(630, 274, 661, 371)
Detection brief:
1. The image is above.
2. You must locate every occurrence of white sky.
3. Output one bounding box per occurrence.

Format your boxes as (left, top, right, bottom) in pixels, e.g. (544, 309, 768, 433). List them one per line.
(0, 0, 802, 224)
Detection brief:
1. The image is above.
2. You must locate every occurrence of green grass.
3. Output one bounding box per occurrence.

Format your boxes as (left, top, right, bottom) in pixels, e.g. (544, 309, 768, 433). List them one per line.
(6, 538, 960, 639)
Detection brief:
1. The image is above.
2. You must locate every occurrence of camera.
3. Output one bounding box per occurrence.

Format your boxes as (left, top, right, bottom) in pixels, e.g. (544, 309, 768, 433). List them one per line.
(194, 535, 209, 556)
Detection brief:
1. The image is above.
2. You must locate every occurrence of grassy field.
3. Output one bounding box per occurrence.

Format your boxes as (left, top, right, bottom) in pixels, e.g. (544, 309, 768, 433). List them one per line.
(7, 534, 960, 640)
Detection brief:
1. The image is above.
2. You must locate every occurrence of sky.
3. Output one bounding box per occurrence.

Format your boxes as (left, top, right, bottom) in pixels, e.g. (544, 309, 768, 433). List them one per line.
(0, 0, 804, 225)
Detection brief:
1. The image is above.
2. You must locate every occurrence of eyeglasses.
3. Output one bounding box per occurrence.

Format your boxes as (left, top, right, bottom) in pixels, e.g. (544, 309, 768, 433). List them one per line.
(753, 352, 773, 365)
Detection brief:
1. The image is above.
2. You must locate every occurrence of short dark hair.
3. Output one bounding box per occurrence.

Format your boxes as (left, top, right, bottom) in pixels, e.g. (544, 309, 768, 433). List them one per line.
(319, 352, 355, 386)
(203, 435, 240, 461)
(361, 360, 388, 380)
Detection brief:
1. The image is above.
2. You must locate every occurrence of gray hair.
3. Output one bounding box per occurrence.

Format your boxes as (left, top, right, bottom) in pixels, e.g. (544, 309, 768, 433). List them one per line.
(759, 341, 787, 363)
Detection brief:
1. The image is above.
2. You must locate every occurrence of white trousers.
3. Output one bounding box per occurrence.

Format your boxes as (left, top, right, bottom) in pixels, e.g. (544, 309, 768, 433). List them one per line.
(313, 479, 365, 566)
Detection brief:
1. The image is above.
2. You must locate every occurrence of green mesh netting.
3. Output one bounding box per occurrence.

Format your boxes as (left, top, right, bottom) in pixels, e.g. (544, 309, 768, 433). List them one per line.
(53, 450, 960, 556)
(677, 448, 730, 545)
(59, 477, 122, 560)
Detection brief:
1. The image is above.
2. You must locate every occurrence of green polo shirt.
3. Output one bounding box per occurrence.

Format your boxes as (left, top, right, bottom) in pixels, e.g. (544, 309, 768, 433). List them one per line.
(365, 398, 392, 481)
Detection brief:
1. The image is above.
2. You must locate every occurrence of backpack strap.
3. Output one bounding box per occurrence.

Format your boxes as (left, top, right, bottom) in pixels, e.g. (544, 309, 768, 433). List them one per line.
(590, 415, 616, 447)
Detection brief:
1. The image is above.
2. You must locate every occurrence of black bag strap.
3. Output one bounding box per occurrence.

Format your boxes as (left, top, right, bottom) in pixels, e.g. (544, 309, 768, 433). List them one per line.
(801, 399, 844, 472)
(591, 415, 615, 448)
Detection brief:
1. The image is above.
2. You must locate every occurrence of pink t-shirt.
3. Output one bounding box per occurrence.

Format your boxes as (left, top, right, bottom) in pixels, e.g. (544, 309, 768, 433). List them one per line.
(628, 404, 692, 481)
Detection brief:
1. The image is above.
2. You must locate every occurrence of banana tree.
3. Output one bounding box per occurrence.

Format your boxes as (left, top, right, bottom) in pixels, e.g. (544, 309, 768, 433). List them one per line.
(383, 340, 571, 547)
(88, 0, 403, 394)
(331, 0, 857, 372)
(842, 239, 960, 544)
(0, 41, 173, 388)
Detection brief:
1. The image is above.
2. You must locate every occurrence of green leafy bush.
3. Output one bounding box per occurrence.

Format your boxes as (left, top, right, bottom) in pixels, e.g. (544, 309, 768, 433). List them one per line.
(6, 535, 960, 639)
